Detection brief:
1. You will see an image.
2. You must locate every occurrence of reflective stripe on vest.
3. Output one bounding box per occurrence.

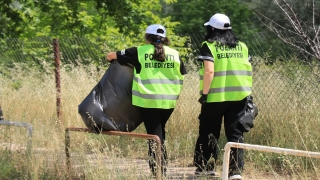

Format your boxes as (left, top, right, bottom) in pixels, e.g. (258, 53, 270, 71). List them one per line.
(199, 41, 252, 102)
(199, 86, 252, 94)
(199, 70, 252, 80)
(133, 44, 183, 108)
(133, 77, 183, 85)
(132, 90, 179, 100)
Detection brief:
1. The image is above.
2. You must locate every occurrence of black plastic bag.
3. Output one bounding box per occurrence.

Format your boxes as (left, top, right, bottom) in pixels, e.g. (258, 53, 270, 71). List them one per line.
(78, 60, 142, 133)
(239, 95, 259, 132)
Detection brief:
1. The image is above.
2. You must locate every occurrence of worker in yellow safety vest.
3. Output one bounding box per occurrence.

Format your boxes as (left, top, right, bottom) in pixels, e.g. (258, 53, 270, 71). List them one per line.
(106, 24, 187, 177)
(193, 13, 252, 180)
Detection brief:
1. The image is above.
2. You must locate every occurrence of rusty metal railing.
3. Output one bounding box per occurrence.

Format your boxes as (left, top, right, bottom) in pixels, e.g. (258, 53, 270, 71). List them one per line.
(222, 142, 320, 180)
(0, 120, 33, 158)
(65, 127, 162, 179)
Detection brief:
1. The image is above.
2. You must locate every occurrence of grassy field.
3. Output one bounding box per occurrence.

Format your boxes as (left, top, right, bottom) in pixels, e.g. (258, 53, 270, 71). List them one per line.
(0, 60, 320, 179)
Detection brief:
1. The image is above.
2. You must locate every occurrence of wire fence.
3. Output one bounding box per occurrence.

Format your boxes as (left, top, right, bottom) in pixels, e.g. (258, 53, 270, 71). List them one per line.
(0, 33, 319, 147)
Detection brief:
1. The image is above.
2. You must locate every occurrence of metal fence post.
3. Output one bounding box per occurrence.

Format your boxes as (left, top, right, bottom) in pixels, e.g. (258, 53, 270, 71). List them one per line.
(65, 128, 71, 177)
(53, 38, 62, 122)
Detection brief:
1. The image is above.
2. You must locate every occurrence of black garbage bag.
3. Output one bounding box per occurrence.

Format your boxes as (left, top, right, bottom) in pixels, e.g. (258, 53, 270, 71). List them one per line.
(239, 95, 259, 132)
(78, 60, 142, 133)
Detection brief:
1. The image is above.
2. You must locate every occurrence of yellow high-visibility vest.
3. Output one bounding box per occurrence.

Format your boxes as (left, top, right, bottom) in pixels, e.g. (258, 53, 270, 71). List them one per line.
(199, 41, 252, 102)
(133, 44, 184, 108)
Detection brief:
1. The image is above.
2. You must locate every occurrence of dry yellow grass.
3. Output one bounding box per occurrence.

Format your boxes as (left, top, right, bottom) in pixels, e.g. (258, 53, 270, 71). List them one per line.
(0, 60, 320, 179)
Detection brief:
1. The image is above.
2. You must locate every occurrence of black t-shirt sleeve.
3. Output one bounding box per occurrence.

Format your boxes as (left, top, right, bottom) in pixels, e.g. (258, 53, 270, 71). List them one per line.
(116, 47, 142, 73)
(198, 43, 214, 62)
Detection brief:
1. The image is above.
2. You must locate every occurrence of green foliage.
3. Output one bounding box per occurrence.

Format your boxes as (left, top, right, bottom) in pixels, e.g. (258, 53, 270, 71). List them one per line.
(245, 0, 320, 32)
(0, 0, 190, 70)
(95, 0, 144, 35)
(0, 0, 182, 38)
(0, 37, 53, 69)
(1, 0, 318, 65)
(161, 0, 263, 65)
(241, 32, 296, 65)
(243, 0, 320, 62)
(167, 0, 256, 36)
(0, 0, 24, 38)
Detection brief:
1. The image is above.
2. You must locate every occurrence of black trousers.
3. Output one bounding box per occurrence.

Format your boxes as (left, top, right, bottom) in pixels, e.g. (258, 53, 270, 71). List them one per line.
(139, 107, 174, 175)
(193, 97, 247, 175)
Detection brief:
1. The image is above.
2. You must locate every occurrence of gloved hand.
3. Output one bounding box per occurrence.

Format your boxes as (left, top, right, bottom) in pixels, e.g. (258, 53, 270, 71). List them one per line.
(198, 94, 208, 105)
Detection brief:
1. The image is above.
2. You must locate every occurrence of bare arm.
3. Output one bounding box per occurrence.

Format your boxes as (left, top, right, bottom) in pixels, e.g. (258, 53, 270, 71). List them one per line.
(106, 52, 117, 61)
(202, 60, 214, 94)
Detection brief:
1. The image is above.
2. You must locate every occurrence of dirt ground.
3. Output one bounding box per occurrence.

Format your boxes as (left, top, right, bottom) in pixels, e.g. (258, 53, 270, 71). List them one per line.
(1, 143, 313, 180)
(67, 154, 279, 180)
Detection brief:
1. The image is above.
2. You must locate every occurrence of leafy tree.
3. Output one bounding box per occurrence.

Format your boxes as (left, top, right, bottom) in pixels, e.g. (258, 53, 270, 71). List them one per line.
(1, 0, 179, 38)
(19, 0, 141, 37)
(166, 0, 255, 36)
(249, 0, 320, 62)
(0, 0, 24, 38)
(160, 0, 258, 66)
(0, 0, 190, 68)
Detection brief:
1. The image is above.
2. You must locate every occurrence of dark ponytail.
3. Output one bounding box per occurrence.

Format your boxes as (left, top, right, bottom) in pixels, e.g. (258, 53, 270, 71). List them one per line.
(204, 25, 239, 47)
(145, 30, 170, 62)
